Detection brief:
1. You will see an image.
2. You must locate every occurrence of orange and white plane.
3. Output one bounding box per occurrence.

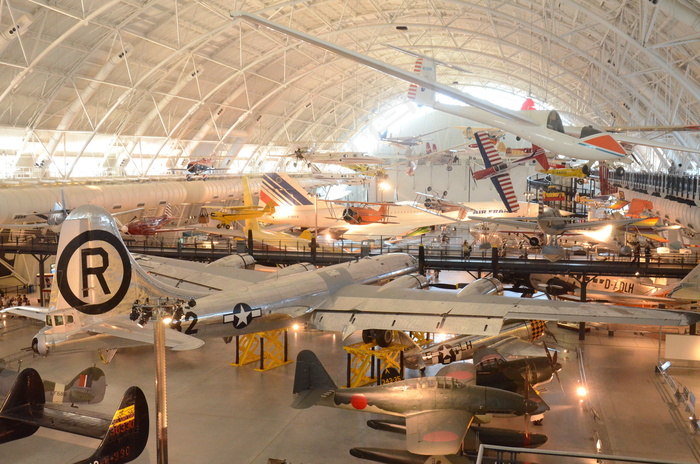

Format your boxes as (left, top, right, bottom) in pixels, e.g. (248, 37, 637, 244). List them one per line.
(327, 201, 397, 225)
(259, 173, 459, 238)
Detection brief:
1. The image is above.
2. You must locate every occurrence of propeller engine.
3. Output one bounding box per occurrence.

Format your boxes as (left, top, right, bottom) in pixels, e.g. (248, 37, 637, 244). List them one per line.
(342, 207, 361, 224)
(544, 277, 577, 296)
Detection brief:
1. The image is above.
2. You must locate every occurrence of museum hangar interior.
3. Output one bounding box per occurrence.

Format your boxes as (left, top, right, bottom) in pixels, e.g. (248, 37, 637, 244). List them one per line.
(0, 1, 699, 464)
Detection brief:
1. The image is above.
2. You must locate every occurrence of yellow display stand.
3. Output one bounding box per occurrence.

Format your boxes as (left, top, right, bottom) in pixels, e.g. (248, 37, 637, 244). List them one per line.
(230, 328, 292, 372)
(343, 335, 413, 388)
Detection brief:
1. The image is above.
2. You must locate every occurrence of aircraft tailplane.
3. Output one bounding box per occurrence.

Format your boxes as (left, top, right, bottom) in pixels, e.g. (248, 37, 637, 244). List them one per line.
(49, 204, 206, 332)
(0, 368, 44, 444)
(532, 146, 549, 170)
(64, 366, 107, 405)
(407, 57, 437, 107)
(291, 350, 337, 409)
(243, 176, 261, 232)
(260, 173, 314, 208)
(73, 385, 149, 464)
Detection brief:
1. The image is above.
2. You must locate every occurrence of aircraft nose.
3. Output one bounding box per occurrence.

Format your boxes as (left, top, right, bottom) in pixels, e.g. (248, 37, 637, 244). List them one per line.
(524, 398, 540, 415)
(482, 388, 538, 416)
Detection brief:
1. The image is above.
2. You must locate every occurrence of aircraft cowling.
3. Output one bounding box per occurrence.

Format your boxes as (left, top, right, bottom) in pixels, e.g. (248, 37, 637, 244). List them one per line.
(544, 277, 577, 296)
(342, 208, 361, 224)
(32, 334, 49, 355)
(541, 245, 565, 262)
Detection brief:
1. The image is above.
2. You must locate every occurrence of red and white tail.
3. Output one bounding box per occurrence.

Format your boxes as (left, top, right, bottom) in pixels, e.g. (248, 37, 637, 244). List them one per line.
(521, 98, 536, 111)
(426, 142, 432, 154)
(407, 58, 423, 101)
(407, 57, 437, 106)
(532, 146, 549, 170)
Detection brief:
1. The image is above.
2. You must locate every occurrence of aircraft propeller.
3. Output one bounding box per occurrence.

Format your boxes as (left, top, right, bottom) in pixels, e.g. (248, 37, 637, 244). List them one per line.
(542, 340, 563, 392)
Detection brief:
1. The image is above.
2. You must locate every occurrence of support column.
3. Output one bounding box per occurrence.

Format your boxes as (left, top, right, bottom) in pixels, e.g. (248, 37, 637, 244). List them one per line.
(579, 272, 588, 341)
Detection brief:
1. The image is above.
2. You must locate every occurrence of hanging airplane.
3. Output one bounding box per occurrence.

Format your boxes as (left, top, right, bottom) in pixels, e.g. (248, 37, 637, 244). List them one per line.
(0, 368, 148, 464)
(328, 201, 398, 225)
(197, 176, 318, 250)
(303, 151, 386, 165)
(472, 135, 549, 183)
(384, 142, 468, 176)
(232, 14, 700, 163)
(290, 349, 538, 455)
(470, 131, 548, 212)
(182, 157, 230, 180)
(378, 128, 447, 148)
(204, 202, 276, 229)
(259, 172, 460, 238)
(121, 203, 194, 236)
(0, 365, 106, 406)
(471, 207, 660, 261)
(3, 203, 699, 358)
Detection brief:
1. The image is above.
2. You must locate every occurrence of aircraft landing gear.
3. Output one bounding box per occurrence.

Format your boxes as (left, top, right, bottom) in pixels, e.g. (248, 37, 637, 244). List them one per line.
(216, 223, 223, 229)
(615, 166, 625, 176)
(362, 329, 393, 347)
(225, 224, 231, 229)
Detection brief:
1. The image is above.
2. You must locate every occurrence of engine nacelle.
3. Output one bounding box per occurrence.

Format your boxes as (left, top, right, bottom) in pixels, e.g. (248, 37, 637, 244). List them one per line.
(273, 262, 317, 277)
(206, 253, 256, 270)
(457, 277, 503, 297)
(32, 334, 49, 355)
(379, 274, 429, 291)
(545, 277, 577, 296)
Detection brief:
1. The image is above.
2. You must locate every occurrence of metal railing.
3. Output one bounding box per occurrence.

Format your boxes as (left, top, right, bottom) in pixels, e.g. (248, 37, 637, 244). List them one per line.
(475, 443, 697, 464)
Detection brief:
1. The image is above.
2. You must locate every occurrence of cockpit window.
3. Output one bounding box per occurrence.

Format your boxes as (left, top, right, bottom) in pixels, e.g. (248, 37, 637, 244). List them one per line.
(54, 315, 64, 326)
(46, 315, 52, 326)
(66, 315, 74, 324)
(437, 377, 464, 389)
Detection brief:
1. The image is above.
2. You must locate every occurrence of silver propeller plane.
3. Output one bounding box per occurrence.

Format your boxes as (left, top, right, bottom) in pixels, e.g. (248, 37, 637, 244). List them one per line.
(2, 204, 699, 356)
(291, 350, 538, 455)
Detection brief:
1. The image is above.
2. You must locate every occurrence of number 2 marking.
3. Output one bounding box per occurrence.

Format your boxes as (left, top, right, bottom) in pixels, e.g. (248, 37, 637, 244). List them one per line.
(184, 311, 198, 335)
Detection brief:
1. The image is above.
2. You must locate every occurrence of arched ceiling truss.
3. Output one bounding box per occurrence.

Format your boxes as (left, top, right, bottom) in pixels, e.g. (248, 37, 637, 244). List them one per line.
(0, 0, 696, 180)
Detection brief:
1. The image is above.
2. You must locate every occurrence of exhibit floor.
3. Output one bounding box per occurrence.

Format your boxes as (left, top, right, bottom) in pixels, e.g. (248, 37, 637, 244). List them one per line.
(0, 317, 698, 464)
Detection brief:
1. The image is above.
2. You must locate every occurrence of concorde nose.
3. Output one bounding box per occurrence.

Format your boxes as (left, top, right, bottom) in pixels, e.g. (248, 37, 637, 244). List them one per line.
(482, 387, 539, 416)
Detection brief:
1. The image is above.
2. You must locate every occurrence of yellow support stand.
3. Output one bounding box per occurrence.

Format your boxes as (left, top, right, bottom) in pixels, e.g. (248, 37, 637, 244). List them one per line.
(230, 328, 292, 372)
(343, 335, 412, 388)
(409, 331, 433, 347)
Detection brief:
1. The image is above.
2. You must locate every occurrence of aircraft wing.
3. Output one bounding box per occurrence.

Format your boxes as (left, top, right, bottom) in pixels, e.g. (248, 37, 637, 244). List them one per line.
(611, 133, 700, 155)
(488, 337, 548, 359)
(311, 286, 700, 337)
(195, 226, 246, 238)
(1, 305, 49, 321)
(235, 14, 537, 127)
(564, 216, 658, 232)
(133, 254, 268, 289)
(2, 402, 111, 439)
(405, 409, 473, 455)
(86, 319, 204, 351)
(469, 216, 540, 230)
(0, 222, 50, 230)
